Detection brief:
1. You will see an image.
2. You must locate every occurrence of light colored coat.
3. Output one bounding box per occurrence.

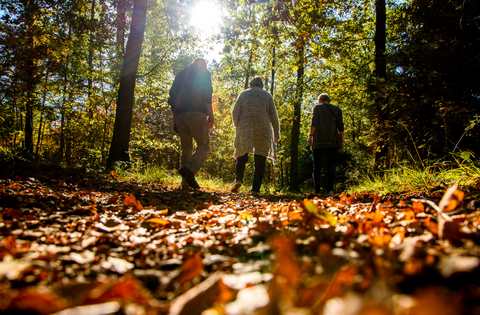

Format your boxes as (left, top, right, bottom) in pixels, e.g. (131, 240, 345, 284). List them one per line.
(232, 87, 280, 163)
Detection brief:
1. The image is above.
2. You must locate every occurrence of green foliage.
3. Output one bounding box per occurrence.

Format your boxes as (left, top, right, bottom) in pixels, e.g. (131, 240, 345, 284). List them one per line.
(1, 0, 478, 194)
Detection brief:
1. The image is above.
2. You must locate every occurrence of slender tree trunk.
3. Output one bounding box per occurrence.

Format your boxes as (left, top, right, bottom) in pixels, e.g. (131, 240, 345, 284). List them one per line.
(374, 0, 388, 169)
(13, 94, 19, 147)
(65, 91, 73, 164)
(101, 105, 110, 164)
(375, 0, 386, 80)
(107, 0, 148, 169)
(244, 52, 253, 90)
(87, 0, 96, 118)
(289, 45, 304, 192)
(59, 69, 68, 159)
(270, 47, 276, 96)
(24, 0, 37, 155)
(35, 75, 48, 158)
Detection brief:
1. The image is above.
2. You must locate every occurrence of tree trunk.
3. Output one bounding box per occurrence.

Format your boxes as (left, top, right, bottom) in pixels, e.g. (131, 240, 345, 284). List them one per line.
(87, 0, 96, 118)
(116, 0, 126, 74)
(244, 52, 253, 90)
(35, 75, 48, 158)
(59, 69, 68, 159)
(374, 0, 388, 169)
(107, 0, 148, 169)
(289, 45, 304, 192)
(270, 46, 276, 96)
(24, 0, 37, 155)
(375, 0, 386, 80)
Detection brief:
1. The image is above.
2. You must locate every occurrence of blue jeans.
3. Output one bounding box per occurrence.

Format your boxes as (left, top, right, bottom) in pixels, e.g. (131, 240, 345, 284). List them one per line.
(312, 148, 337, 193)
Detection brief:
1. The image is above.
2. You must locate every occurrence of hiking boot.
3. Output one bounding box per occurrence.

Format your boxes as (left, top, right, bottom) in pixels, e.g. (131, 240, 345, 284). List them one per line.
(230, 181, 242, 193)
(179, 167, 200, 189)
(250, 190, 260, 197)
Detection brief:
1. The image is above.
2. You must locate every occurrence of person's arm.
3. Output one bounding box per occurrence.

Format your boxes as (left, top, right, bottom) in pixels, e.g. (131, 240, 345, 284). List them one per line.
(307, 126, 316, 146)
(338, 130, 344, 152)
(171, 111, 177, 133)
(268, 96, 280, 143)
(308, 106, 319, 146)
(206, 102, 215, 129)
(202, 70, 214, 129)
(337, 108, 345, 152)
(232, 94, 241, 127)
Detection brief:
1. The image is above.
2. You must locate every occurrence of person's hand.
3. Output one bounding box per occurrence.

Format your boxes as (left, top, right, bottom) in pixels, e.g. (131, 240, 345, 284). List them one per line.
(207, 116, 215, 129)
(338, 144, 344, 152)
(307, 135, 313, 146)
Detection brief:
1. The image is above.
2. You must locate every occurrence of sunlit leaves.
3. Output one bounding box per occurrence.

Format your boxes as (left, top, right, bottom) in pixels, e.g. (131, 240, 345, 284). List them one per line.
(1, 162, 480, 314)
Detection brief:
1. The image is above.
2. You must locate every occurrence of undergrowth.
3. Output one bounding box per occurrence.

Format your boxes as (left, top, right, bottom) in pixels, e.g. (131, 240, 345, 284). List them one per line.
(112, 151, 480, 196)
(348, 151, 480, 195)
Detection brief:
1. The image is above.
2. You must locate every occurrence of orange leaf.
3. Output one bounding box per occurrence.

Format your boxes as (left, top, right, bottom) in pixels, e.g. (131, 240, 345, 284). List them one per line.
(8, 287, 68, 314)
(123, 194, 143, 211)
(322, 264, 358, 301)
(412, 201, 425, 213)
(445, 190, 464, 212)
(178, 252, 203, 284)
(84, 275, 151, 305)
(288, 211, 303, 221)
(146, 218, 170, 225)
(195, 202, 214, 210)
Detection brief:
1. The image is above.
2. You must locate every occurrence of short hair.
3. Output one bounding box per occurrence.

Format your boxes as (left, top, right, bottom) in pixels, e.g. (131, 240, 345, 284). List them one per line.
(249, 76, 263, 88)
(319, 93, 330, 102)
(193, 57, 207, 69)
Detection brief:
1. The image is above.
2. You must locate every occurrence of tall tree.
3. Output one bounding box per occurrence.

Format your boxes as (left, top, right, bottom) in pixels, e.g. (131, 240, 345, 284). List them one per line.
(289, 43, 304, 192)
(107, 0, 149, 169)
(373, 0, 388, 169)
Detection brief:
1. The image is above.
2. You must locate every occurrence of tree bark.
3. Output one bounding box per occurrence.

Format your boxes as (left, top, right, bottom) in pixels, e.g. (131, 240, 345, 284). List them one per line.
(374, 0, 388, 169)
(375, 0, 386, 80)
(244, 52, 253, 90)
(116, 0, 126, 73)
(289, 45, 304, 192)
(107, 0, 148, 169)
(24, 0, 37, 155)
(87, 0, 96, 118)
(270, 46, 276, 96)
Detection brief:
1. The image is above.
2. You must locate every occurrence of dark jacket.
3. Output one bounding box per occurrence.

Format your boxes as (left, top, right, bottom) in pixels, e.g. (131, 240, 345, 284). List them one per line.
(310, 103, 344, 149)
(168, 63, 213, 116)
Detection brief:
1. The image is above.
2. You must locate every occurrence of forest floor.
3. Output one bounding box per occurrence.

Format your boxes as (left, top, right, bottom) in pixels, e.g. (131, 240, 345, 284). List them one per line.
(0, 165, 479, 315)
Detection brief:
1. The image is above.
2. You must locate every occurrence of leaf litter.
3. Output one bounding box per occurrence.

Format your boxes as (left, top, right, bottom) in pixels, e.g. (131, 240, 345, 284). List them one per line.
(0, 171, 479, 315)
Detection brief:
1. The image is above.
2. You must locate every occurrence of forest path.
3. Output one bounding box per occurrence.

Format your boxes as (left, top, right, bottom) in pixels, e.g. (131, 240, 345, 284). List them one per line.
(0, 169, 479, 315)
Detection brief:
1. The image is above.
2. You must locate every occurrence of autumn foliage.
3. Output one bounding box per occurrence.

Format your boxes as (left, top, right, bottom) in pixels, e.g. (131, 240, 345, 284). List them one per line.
(0, 171, 479, 314)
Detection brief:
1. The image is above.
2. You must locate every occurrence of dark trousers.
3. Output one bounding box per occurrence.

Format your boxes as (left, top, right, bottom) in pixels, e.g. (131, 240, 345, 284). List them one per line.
(312, 147, 337, 193)
(235, 153, 267, 192)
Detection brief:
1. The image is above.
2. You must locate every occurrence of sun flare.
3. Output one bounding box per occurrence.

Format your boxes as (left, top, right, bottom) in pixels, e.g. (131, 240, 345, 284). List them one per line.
(189, 1, 222, 34)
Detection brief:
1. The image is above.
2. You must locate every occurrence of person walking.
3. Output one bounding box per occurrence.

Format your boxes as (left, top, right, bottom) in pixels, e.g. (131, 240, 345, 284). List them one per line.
(168, 57, 214, 190)
(231, 76, 280, 194)
(307, 93, 344, 195)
